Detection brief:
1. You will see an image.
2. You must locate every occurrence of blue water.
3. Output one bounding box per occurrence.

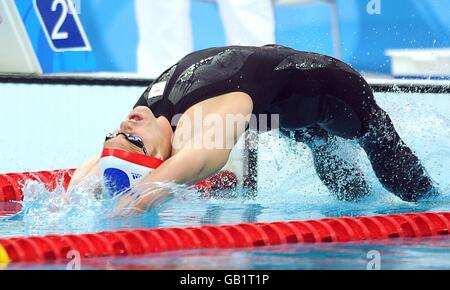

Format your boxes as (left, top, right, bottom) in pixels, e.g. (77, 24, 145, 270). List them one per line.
(1, 92, 450, 270)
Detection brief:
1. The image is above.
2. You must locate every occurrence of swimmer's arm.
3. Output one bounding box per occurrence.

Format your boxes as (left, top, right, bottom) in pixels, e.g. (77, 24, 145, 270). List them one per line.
(122, 92, 253, 213)
(67, 155, 101, 192)
(115, 147, 233, 215)
(149, 147, 232, 185)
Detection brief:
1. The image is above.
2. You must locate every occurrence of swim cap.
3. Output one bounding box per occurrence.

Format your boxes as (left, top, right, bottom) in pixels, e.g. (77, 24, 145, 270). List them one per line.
(99, 148, 164, 196)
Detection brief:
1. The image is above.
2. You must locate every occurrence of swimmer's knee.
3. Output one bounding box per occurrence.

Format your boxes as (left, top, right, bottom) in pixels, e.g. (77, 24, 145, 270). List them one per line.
(319, 95, 364, 139)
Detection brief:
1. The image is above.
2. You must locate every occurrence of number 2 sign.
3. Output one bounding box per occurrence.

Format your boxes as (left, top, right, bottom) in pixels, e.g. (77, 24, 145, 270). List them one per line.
(34, 0, 91, 52)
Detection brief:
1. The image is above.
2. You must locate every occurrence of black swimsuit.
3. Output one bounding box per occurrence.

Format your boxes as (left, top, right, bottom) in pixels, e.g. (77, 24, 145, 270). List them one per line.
(135, 45, 374, 138)
(134, 45, 436, 202)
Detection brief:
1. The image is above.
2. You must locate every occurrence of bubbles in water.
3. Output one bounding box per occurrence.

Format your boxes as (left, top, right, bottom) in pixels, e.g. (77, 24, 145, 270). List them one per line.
(19, 176, 106, 235)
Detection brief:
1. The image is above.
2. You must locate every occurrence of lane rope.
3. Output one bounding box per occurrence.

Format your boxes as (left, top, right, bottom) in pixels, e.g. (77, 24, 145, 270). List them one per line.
(0, 212, 448, 263)
(0, 244, 10, 264)
(0, 169, 237, 202)
(1, 169, 448, 264)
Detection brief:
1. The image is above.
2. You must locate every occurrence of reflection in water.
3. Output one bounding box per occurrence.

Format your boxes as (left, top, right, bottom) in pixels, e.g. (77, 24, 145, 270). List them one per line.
(5, 235, 450, 270)
(199, 203, 265, 225)
(242, 204, 265, 223)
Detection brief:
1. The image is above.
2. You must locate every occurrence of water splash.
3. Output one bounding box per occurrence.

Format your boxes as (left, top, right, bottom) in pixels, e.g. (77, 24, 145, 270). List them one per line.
(11, 176, 202, 236)
(256, 93, 450, 219)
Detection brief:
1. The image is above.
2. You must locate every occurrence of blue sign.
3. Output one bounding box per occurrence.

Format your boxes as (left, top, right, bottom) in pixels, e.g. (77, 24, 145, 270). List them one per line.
(33, 0, 90, 52)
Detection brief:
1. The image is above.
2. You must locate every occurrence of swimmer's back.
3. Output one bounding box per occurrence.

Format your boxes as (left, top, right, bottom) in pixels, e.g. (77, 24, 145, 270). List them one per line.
(134, 45, 362, 126)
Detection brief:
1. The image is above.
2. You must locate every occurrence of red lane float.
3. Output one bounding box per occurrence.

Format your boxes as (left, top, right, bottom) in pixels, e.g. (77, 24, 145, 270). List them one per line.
(0, 170, 237, 202)
(1, 170, 449, 265)
(0, 170, 75, 202)
(0, 212, 449, 263)
(0, 202, 22, 218)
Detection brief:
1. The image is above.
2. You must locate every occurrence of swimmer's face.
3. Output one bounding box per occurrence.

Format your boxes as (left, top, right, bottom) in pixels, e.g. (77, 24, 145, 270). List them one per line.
(104, 106, 161, 155)
(120, 106, 158, 136)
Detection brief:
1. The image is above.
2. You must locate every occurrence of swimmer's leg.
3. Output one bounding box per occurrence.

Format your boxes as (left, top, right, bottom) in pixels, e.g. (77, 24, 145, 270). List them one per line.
(286, 127, 370, 201)
(358, 106, 437, 202)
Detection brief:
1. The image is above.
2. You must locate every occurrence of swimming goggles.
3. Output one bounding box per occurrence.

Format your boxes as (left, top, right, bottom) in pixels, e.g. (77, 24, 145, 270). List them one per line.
(105, 131, 148, 156)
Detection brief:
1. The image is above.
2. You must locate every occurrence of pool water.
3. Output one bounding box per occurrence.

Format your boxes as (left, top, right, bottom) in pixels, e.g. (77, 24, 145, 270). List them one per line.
(1, 91, 450, 270)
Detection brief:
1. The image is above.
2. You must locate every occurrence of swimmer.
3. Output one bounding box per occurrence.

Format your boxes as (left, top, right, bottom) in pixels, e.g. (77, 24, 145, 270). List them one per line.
(69, 45, 437, 212)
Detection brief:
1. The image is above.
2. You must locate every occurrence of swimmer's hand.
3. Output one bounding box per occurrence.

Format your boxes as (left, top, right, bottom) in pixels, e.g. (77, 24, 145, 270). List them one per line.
(113, 184, 173, 216)
(68, 155, 101, 192)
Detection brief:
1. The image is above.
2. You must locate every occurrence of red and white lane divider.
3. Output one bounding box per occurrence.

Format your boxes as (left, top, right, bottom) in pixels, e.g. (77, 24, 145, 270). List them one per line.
(0, 170, 449, 265)
(0, 170, 238, 203)
(0, 212, 449, 263)
(0, 170, 75, 202)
